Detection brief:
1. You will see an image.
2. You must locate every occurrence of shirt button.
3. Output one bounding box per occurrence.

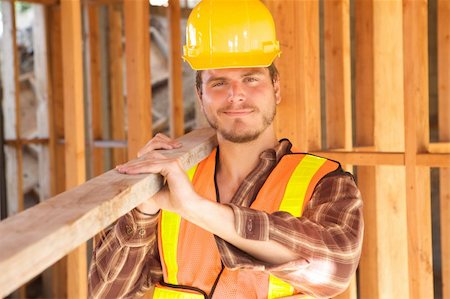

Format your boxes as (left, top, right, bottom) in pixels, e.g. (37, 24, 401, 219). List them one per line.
(247, 219, 253, 232)
(126, 225, 134, 236)
(138, 228, 146, 238)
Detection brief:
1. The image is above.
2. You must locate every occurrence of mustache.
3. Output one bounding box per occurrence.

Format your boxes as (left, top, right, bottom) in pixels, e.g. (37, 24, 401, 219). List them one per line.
(217, 104, 259, 113)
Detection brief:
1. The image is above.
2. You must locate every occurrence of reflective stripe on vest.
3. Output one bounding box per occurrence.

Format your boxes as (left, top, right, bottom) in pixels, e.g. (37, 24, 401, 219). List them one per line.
(159, 154, 333, 298)
(160, 164, 198, 285)
(267, 155, 326, 299)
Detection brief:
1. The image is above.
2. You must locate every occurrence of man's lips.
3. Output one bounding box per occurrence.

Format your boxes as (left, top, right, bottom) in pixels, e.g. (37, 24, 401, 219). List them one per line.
(221, 109, 254, 116)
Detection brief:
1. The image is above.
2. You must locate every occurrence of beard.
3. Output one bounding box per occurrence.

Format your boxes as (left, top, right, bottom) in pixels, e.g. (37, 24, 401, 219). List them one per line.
(203, 98, 277, 144)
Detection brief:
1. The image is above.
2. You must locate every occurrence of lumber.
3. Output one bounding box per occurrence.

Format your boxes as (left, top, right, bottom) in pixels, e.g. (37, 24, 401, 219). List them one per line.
(0, 128, 217, 298)
(323, 0, 352, 151)
(265, 0, 321, 151)
(403, 1, 434, 298)
(428, 142, 450, 154)
(86, 4, 104, 177)
(109, 3, 127, 165)
(124, 0, 152, 159)
(61, 0, 87, 297)
(168, 0, 184, 138)
(353, 2, 376, 294)
(2, 0, 58, 5)
(438, 1, 450, 298)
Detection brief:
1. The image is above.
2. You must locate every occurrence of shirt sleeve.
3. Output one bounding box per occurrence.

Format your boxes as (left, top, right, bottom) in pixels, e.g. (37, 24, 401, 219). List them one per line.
(217, 172, 364, 298)
(88, 209, 163, 298)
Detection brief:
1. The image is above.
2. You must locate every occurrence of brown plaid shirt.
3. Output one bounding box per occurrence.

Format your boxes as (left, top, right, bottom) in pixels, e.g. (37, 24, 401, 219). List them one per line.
(89, 140, 364, 298)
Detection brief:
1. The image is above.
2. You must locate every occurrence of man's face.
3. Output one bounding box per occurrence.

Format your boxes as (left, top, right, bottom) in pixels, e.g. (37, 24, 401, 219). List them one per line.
(197, 67, 281, 143)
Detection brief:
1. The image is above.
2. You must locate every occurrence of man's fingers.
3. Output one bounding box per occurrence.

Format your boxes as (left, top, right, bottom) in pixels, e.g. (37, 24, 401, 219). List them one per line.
(137, 135, 182, 158)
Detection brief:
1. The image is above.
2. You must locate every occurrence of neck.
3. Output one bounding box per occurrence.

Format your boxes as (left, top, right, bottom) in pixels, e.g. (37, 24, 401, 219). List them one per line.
(216, 127, 278, 184)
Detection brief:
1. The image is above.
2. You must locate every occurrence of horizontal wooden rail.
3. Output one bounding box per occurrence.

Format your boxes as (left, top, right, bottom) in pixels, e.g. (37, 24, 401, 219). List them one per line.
(2, 0, 59, 5)
(0, 128, 217, 297)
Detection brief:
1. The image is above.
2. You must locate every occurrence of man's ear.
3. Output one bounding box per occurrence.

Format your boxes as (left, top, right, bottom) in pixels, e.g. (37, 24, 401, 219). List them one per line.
(195, 88, 205, 112)
(273, 77, 281, 104)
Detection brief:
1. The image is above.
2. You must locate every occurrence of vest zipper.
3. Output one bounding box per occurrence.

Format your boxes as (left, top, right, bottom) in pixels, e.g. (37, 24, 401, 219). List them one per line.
(208, 262, 225, 298)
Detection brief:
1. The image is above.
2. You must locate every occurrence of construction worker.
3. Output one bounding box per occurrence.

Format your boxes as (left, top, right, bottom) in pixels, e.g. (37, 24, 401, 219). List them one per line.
(88, 0, 363, 298)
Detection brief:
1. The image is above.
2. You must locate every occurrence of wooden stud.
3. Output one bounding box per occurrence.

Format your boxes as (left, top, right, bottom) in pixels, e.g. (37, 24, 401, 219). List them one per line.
(0, 128, 217, 297)
(2, 0, 59, 5)
(46, 4, 67, 297)
(60, 0, 87, 297)
(403, 2, 434, 297)
(323, 0, 352, 151)
(86, 4, 104, 177)
(265, 0, 321, 151)
(168, 0, 184, 138)
(108, 4, 127, 165)
(438, 1, 450, 298)
(124, 0, 152, 159)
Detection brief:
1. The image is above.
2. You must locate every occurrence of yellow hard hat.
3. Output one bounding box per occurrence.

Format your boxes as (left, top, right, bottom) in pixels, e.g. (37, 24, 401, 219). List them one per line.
(183, 0, 281, 70)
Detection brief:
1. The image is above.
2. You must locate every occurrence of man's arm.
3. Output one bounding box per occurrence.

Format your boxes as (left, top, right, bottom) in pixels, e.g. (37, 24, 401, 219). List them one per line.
(88, 209, 162, 298)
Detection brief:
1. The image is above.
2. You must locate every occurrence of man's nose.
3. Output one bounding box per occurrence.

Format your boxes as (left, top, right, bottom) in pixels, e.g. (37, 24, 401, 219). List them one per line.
(227, 82, 245, 102)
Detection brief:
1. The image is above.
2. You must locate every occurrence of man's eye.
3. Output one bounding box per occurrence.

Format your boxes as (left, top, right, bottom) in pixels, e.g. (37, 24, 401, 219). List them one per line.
(211, 81, 225, 87)
(244, 77, 258, 83)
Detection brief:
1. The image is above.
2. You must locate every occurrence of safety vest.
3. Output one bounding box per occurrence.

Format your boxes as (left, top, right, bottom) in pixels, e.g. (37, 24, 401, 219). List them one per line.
(155, 148, 339, 299)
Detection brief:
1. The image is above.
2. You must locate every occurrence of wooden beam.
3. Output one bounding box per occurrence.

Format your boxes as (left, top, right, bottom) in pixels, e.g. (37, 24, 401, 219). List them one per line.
(2, 0, 59, 5)
(60, 0, 87, 297)
(428, 142, 450, 153)
(403, 2, 434, 298)
(266, 0, 321, 151)
(311, 151, 404, 166)
(0, 128, 217, 298)
(108, 3, 127, 165)
(168, 0, 184, 138)
(323, 0, 352, 151)
(86, 4, 104, 177)
(438, 1, 450, 298)
(124, 0, 152, 159)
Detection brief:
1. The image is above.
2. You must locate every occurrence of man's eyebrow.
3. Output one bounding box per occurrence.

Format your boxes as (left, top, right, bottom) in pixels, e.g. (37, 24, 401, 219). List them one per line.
(241, 70, 265, 77)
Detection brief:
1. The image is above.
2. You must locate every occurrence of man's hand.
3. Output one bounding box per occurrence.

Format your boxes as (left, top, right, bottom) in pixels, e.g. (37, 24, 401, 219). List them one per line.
(116, 134, 199, 215)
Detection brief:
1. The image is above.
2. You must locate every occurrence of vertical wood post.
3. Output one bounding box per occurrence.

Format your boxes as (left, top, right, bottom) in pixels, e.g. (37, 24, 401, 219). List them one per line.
(438, 0, 450, 298)
(60, 0, 87, 297)
(265, 0, 321, 151)
(109, 3, 127, 165)
(403, 1, 434, 298)
(124, 0, 152, 159)
(168, 0, 184, 137)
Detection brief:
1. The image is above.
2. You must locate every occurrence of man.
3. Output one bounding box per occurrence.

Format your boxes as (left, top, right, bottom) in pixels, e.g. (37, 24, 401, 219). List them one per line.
(88, 0, 363, 298)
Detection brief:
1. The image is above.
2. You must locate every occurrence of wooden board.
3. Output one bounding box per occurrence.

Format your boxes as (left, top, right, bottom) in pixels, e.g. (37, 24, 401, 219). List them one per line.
(265, 0, 321, 151)
(86, 4, 104, 177)
(438, 0, 450, 298)
(403, 1, 434, 298)
(60, 0, 87, 297)
(168, 0, 184, 138)
(108, 4, 127, 165)
(124, 0, 152, 159)
(0, 128, 217, 297)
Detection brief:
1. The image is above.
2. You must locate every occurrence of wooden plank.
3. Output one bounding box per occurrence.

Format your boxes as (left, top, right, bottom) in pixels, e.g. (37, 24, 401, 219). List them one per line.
(438, 0, 450, 298)
(86, 4, 104, 177)
(124, 0, 152, 159)
(60, 0, 87, 297)
(3, 0, 59, 5)
(352, 12, 376, 298)
(323, 0, 352, 151)
(265, 0, 321, 151)
(403, 1, 434, 298)
(46, 5, 68, 297)
(108, 4, 127, 165)
(168, 0, 184, 138)
(0, 128, 217, 298)
(311, 151, 404, 166)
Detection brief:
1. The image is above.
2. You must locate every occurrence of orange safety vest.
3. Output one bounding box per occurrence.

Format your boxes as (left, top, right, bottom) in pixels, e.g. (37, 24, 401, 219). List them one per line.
(155, 148, 339, 299)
